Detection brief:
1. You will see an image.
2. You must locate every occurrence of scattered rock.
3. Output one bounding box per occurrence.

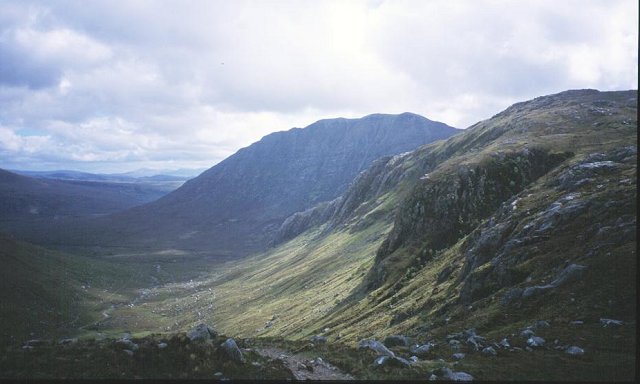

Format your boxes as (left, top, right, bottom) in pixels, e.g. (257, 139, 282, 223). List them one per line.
(449, 339, 462, 350)
(439, 367, 474, 381)
(569, 320, 584, 326)
(186, 323, 217, 342)
(481, 346, 497, 356)
(522, 264, 587, 299)
(499, 338, 510, 348)
(600, 318, 623, 327)
(220, 338, 245, 363)
(372, 355, 411, 368)
(59, 338, 78, 345)
(310, 335, 327, 344)
(452, 353, 466, 360)
(383, 335, 410, 347)
(410, 343, 434, 357)
(464, 329, 486, 351)
(520, 329, 535, 338)
(527, 336, 545, 348)
(358, 339, 395, 357)
(565, 346, 585, 356)
(409, 356, 419, 363)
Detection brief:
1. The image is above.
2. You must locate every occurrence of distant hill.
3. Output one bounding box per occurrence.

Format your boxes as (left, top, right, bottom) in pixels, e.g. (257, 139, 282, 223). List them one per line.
(42, 113, 459, 256)
(0, 169, 179, 228)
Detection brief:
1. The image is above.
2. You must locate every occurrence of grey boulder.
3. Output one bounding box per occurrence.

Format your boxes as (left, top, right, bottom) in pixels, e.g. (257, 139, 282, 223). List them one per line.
(358, 339, 395, 357)
(220, 338, 245, 363)
(187, 323, 218, 342)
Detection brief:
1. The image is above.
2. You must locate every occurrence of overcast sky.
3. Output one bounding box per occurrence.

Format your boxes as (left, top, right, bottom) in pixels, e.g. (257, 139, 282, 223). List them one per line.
(0, 0, 637, 173)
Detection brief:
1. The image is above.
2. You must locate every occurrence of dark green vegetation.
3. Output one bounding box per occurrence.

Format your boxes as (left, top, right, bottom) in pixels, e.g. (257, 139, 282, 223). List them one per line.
(37, 113, 458, 256)
(0, 89, 636, 380)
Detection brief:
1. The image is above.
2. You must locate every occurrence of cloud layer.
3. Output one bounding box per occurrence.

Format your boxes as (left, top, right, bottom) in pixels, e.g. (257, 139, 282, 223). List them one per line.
(0, 0, 637, 172)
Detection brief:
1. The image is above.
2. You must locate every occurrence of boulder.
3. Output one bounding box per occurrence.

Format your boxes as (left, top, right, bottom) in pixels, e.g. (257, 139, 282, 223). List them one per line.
(452, 353, 466, 360)
(187, 323, 217, 342)
(439, 367, 474, 381)
(158, 342, 168, 349)
(526, 336, 545, 348)
(59, 338, 78, 346)
(565, 346, 585, 356)
(498, 338, 510, 348)
(410, 343, 434, 357)
(481, 346, 497, 356)
(383, 335, 410, 347)
(220, 338, 245, 363)
(520, 329, 535, 338)
(372, 355, 411, 368)
(600, 318, 623, 327)
(358, 339, 395, 357)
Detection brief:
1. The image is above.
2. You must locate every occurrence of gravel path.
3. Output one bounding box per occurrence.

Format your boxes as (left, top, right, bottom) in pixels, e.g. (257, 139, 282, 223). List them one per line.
(255, 347, 354, 381)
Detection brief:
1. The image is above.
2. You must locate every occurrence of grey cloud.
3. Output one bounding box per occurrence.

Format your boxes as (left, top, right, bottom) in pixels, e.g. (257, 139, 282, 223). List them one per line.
(0, 0, 636, 173)
(0, 37, 62, 89)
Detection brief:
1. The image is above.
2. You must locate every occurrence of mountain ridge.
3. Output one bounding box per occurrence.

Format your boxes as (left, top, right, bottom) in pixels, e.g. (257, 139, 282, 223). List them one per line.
(29, 112, 459, 256)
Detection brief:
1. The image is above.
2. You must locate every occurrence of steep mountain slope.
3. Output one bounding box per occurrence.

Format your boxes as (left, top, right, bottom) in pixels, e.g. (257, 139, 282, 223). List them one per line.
(129, 89, 635, 380)
(43, 113, 458, 256)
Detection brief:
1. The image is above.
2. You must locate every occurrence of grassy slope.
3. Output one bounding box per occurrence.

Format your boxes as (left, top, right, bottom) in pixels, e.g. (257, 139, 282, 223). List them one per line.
(0, 233, 131, 345)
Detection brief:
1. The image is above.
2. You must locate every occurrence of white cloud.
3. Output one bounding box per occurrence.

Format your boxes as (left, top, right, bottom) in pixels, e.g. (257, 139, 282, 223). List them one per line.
(0, 0, 637, 173)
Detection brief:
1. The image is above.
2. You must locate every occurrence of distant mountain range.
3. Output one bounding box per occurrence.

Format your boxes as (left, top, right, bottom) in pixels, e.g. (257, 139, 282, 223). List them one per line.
(19, 112, 459, 255)
(12, 168, 204, 183)
(0, 168, 184, 232)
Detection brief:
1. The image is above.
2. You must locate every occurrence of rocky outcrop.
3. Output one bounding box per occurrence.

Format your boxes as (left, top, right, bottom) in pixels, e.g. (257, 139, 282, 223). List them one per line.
(273, 151, 413, 245)
(219, 338, 245, 363)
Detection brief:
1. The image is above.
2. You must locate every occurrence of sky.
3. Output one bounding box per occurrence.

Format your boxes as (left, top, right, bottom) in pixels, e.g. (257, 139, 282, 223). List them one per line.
(0, 0, 637, 173)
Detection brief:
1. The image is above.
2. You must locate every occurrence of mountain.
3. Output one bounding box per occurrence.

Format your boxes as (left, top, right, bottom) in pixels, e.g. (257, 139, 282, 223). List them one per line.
(44, 113, 459, 256)
(149, 89, 634, 380)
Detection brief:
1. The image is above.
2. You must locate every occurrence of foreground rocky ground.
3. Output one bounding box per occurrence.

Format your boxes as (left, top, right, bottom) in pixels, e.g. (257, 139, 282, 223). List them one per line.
(1, 319, 634, 381)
